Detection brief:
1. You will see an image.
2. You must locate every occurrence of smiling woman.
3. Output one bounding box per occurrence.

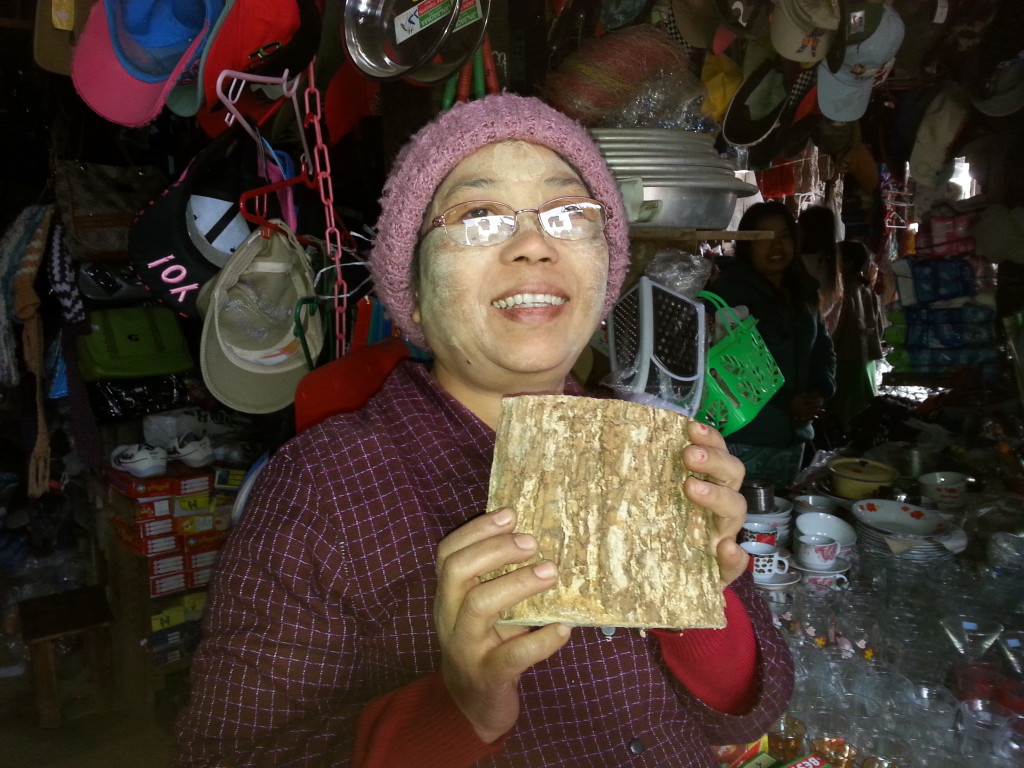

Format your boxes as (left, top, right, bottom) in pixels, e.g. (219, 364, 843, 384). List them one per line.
(172, 93, 792, 768)
(412, 141, 612, 423)
(711, 200, 837, 489)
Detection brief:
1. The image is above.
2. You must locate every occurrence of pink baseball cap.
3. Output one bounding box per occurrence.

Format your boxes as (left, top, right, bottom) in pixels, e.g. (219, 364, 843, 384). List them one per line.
(71, 0, 221, 128)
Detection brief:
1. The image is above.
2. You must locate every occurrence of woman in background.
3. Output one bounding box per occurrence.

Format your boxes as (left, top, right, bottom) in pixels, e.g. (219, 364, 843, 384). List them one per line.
(832, 240, 886, 437)
(712, 201, 836, 489)
(798, 204, 844, 336)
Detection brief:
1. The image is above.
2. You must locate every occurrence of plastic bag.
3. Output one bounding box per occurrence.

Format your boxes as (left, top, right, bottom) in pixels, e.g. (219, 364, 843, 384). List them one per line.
(599, 65, 719, 133)
(87, 374, 197, 420)
(644, 248, 712, 298)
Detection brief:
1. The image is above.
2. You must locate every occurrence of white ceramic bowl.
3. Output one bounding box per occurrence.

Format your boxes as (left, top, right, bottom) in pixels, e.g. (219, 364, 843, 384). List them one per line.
(795, 511, 857, 547)
(774, 497, 794, 515)
(746, 512, 791, 524)
(793, 494, 839, 515)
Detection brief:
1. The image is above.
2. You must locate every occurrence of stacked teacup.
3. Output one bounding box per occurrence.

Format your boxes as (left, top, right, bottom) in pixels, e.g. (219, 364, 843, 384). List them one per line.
(742, 479, 794, 549)
(791, 525, 851, 591)
(741, 479, 798, 588)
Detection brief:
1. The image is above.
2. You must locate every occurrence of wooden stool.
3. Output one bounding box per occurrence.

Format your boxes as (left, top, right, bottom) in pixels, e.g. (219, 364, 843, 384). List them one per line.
(18, 585, 114, 728)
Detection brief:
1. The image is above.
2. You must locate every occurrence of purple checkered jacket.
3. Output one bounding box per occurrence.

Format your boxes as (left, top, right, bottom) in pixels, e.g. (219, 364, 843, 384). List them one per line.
(174, 361, 793, 767)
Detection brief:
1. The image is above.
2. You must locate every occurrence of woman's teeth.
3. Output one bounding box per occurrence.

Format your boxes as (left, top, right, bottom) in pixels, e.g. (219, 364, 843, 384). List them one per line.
(492, 293, 567, 309)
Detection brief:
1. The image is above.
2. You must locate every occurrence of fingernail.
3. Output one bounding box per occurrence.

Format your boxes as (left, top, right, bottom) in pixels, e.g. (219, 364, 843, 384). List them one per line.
(696, 421, 709, 434)
(533, 561, 557, 579)
(694, 479, 711, 496)
(491, 509, 513, 526)
(514, 533, 535, 550)
(692, 447, 707, 463)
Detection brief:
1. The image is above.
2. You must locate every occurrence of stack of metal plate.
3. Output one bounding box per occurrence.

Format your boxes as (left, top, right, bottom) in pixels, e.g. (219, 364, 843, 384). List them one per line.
(590, 128, 759, 230)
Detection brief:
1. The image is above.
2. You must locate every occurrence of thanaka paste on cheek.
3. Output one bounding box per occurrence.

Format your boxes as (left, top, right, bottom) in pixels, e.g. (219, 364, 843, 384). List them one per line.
(415, 235, 478, 353)
(570, 238, 610, 331)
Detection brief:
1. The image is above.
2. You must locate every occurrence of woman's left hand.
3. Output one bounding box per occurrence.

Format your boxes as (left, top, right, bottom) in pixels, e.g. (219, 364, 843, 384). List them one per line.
(682, 420, 748, 587)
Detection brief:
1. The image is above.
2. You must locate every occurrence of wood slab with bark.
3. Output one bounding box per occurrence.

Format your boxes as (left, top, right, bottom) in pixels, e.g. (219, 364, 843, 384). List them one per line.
(486, 395, 725, 630)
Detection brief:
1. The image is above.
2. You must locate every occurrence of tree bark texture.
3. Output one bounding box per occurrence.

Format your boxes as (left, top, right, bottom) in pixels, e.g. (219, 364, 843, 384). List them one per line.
(487, 395, 725, 630)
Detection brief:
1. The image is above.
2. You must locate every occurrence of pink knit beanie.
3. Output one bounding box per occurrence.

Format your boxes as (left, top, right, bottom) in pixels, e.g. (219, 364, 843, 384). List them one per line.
(369, 92, 630, 349)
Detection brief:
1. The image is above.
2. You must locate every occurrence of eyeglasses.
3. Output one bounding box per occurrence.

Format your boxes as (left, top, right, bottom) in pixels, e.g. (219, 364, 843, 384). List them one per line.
(429, 197, 609, 247)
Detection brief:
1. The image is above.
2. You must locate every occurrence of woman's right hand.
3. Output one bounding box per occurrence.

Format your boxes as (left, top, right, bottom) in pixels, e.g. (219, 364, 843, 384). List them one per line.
(434, 508, 572, 745)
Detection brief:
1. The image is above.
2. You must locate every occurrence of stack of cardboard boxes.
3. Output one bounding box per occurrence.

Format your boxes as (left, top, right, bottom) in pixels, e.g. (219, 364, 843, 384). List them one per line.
(102, 464, 233, 598)
(93, 460, 245, 709)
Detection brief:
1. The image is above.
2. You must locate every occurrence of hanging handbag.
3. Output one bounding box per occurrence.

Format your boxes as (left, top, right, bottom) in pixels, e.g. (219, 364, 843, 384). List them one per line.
(52, 160, 167, 262)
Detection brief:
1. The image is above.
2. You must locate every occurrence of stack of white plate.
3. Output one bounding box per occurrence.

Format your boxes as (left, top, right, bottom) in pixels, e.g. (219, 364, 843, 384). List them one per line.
(746, 496, 794, 549)
(850, 499, 966, 565)
(590, 128, 759, 229)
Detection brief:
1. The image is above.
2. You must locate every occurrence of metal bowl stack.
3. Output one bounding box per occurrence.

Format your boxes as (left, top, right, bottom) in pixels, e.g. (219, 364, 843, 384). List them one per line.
(590, 128, 759, 230)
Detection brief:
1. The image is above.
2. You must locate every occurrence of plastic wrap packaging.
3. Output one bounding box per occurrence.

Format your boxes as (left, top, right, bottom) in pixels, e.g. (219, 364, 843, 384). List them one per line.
(598, 64, 720, 133)
(644, 248, 713, 297)
(87, 374, 198, 420)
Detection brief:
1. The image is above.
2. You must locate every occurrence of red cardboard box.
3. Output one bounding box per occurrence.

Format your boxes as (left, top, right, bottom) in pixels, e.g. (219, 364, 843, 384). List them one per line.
(110, 516, 180, 557)
(182, 529, 228, 552)
(187, 567, 214, 589)
(714, 736, 767, 768)
(149, 571, 188, 598)
(173, 510, 231, 536)
(126, 515, 175, 540)
(185, 548, 220, 571)
(146, 552, 186, 578)
(103, 463, 214, 499)
(107, 491, 174, 519)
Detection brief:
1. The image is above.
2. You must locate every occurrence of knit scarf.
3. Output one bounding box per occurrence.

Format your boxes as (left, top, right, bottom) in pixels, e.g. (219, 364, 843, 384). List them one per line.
(46, 223, 101, 470)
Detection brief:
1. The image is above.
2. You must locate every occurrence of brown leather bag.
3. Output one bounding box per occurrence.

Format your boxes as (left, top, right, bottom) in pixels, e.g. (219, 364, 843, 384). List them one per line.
(52, 160, 167, 262)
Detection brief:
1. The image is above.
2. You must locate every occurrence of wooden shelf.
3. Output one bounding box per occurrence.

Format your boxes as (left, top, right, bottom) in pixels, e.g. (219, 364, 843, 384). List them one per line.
(628, 228, 774, 241)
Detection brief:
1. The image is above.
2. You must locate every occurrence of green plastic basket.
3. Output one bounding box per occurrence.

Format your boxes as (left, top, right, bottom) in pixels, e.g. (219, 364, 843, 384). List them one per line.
(694, 290, 785, 436)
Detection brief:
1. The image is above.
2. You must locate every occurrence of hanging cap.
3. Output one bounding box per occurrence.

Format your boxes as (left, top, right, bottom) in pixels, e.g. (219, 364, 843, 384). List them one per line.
(129, 126, 267, 318)
(34, 0, 97, 76)
(188, 0, 321, 136)
(701, 52, 744, 123)
(713, 0, 772, 39)
(666, 0, 723, 49)
(816, 1, 904, 122)
(960, 1, 1024, 118)
(908, 85, 972, 188)
(722, 56, 789, 148)
(770, 0, 842, 64)
(164, 0, 235, 118)
(197, 221, 322, 414)
(308, 0, 379, 145)
(889, 0, 950, 80)
(71, 0, 222, 127)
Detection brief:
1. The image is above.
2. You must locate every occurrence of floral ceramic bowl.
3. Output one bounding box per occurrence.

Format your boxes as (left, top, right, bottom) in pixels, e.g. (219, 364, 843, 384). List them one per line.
(851, 499, 958, 539)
